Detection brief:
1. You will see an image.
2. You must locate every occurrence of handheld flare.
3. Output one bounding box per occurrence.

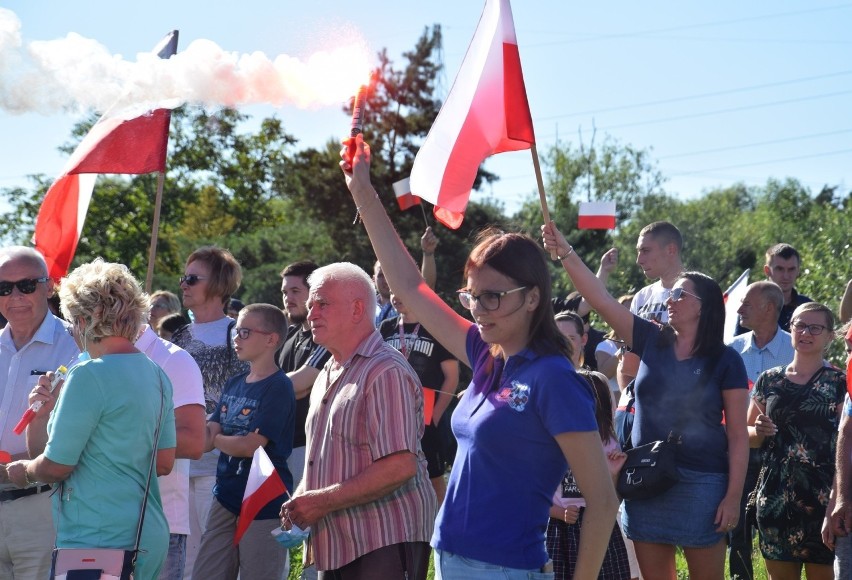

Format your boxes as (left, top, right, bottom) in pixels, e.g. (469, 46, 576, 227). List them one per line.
(344, 84, 368, 166)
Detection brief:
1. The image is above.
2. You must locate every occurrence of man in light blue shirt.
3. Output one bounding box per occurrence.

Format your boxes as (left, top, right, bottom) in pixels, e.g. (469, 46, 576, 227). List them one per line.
(0, 247, 79, 578)
(726, 280, 794, 580)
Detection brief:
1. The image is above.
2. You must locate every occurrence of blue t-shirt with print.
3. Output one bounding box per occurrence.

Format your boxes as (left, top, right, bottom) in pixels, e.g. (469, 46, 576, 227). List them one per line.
(631, 316, 748, 473)
(210, 370, 295, 519)
(431, 325, 597, 570)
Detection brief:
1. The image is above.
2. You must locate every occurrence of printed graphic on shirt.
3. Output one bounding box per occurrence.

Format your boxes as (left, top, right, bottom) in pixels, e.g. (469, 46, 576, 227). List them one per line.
(498, 381, 529, 412)
(634, 299, 668, 323)
(384, 333, 436, 358)
(219, 394, 259, 436)
(560, 471, 582, 499)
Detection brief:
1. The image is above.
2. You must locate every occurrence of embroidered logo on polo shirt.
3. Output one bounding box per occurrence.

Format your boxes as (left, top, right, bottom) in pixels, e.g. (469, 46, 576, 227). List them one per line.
(497, 381, 529, 412)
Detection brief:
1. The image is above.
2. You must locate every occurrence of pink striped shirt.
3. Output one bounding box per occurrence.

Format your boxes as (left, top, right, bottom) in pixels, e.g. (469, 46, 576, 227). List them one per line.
(304, 331, 436, 570)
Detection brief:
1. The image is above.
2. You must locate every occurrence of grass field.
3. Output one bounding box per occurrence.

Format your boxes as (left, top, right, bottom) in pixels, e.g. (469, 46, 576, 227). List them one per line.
(287, 544, 776, 579)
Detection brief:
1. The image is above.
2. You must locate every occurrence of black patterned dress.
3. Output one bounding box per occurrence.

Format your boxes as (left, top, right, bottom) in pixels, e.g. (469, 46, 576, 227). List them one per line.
(753, 365, 846, 564)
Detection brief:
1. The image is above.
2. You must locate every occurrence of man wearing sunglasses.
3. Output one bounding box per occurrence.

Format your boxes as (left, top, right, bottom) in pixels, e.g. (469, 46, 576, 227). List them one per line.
(0, 247, 79, 579)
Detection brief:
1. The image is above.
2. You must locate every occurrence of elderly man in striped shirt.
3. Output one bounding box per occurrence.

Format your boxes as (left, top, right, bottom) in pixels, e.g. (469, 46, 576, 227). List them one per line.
(281, 262, 436, 580)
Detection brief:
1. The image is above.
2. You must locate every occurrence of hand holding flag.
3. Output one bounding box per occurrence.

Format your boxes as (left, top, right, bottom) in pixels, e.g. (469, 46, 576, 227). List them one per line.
(235, 446, 287, 545)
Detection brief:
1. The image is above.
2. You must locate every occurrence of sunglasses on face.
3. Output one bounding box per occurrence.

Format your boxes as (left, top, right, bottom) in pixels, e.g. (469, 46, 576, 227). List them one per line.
(0, 277, 50, 297)
(179, 274, 208, 286)
(456, 286, 528, 311)
(669, 287, 702, 302)
(234, 327, 273, 340)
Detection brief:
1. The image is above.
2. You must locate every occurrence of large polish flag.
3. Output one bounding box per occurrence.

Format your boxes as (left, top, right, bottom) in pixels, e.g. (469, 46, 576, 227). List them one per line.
(578, 201, 617, 230)
(32, 31, 178, 279)
(723, 269, 750, 343)
(235, 446, 288, 545)
(409, 0, 534, 229)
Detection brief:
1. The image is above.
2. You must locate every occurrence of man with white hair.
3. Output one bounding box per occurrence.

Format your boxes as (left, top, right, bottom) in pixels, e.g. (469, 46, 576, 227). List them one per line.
(281, 262, 436, 580)
(0, 247, 78, 578)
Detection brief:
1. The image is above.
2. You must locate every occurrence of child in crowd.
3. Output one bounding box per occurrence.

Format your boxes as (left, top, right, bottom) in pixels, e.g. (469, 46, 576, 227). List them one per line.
(547, 370, 632, 580)
(192, 303, 295, 580)
(156, 312, 188, 341)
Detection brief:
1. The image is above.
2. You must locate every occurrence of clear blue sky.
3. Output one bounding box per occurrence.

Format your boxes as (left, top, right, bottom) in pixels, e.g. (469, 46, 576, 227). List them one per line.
(2, 1, 850, 218)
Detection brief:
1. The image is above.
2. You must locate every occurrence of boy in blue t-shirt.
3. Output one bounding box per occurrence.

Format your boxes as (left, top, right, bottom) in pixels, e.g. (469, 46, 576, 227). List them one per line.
(192, 303, 295, 580)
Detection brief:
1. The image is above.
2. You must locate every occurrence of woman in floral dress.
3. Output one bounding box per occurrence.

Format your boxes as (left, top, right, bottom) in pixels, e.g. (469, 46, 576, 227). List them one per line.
(748, 302, 846, 579)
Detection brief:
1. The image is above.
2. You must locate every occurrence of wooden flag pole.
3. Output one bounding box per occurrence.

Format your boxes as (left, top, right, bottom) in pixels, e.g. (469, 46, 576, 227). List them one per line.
(530, 144, 557, 259)
(144, 171, 165, 293)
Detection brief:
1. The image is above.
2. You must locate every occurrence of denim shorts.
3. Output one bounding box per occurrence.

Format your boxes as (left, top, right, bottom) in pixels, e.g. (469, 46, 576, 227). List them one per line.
(433, 549, 554, 580)
(622, 467, 727, 547)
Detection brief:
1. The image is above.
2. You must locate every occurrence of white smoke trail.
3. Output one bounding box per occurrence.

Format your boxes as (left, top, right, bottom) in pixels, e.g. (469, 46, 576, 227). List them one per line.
(0, 8, 372, 118)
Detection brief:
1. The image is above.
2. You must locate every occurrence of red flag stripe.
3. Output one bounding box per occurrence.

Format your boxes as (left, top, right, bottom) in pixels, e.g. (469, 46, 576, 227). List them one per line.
(234, 468, 286, 545)
(578, 215, 617, 230)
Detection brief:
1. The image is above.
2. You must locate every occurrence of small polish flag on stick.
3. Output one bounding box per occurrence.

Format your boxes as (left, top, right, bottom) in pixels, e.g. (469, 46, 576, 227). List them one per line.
(578, 201, 617, 230)
(392, 177, 421, 211)
(234, 446, 287, 545)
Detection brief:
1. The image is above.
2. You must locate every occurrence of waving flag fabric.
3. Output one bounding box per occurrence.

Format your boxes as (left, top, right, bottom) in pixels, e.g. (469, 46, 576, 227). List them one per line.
(235, 446, 287, 545)
(409, 0, 534, 229)
(723, 269, 750, 343)
(32, 31, 178, 279)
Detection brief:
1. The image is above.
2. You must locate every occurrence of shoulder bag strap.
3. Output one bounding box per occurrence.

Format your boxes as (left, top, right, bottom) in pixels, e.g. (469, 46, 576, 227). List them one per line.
(131, 370, 166, 555)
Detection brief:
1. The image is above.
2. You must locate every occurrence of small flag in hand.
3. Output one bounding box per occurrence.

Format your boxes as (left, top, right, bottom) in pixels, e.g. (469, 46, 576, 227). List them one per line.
(392, 178, 421, 211)
(234, 446, 287, 545)
(577, 201, 616, 230)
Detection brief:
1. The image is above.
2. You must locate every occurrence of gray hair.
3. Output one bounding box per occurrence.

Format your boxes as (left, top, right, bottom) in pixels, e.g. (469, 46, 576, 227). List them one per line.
(751, 281, 784, 321)
(308, 262, 375, 311)
(0, 246, 48, 276)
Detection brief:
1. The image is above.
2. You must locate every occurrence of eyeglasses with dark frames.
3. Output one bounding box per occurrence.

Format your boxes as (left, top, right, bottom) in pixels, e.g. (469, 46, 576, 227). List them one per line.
(669, 287, 702, 302)
(179, 274, 208, 286)
(456, 286, 528, 311)
(790, 321, 827, 336)
(0, 277, 50, 297)
(234, 327, 273, 340)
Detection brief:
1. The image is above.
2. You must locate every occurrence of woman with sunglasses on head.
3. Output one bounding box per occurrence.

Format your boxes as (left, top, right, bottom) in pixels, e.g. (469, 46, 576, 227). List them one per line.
(542, 222, 749, 580)
(170, 247, 248, 576)
(749, 303, 844, 580)
(342, 136, 618, 580)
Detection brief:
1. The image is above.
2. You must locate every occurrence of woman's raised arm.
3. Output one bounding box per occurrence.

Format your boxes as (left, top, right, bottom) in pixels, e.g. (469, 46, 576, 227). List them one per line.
(541, 221, 635, 348)
(342, 135, 472, 365)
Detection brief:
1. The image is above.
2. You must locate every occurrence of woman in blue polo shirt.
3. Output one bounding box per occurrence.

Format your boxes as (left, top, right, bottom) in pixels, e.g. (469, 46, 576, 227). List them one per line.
(341, 135, 618, 579)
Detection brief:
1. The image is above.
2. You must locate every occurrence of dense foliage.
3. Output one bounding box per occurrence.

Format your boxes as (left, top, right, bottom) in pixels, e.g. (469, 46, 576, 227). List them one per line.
(1, 27, 848, 361)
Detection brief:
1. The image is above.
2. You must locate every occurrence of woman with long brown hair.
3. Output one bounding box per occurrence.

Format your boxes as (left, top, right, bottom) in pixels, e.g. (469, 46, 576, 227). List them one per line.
(342, 136, 618, 579)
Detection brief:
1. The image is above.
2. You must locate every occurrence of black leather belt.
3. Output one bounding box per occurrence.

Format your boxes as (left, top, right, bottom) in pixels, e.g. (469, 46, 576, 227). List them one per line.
(0, 484, 51, 502)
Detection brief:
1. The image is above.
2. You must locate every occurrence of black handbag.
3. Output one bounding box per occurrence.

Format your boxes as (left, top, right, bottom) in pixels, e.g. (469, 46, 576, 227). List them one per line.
(616, 356, 720, 501)
(617, 433, 680, 500)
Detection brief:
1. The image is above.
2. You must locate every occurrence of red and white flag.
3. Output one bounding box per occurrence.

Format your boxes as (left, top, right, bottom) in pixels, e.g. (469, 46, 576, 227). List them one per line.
(723, 269, 750, 343)
(578, 201, 616, 230)
(409, 0, 534, 229)
(234, 446, 288, 545)
(392, 177, 421, 211)
(32, 31, 178, 280)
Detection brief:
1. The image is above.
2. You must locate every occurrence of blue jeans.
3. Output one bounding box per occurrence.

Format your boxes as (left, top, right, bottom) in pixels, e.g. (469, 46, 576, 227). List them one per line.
(433, 549, 553, 580)
(158, 534, 186, 580)
(836, 534, 852, 579)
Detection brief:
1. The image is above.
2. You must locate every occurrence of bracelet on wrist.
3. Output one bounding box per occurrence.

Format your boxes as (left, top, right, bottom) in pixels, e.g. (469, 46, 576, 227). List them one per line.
(557, 246, 575, 261)
(353, 193, 380, 225)
(24, 467, 37, 487)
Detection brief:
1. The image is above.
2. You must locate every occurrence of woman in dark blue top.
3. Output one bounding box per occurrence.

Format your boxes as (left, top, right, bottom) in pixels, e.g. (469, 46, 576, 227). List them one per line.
(543, 222, 749, 580)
